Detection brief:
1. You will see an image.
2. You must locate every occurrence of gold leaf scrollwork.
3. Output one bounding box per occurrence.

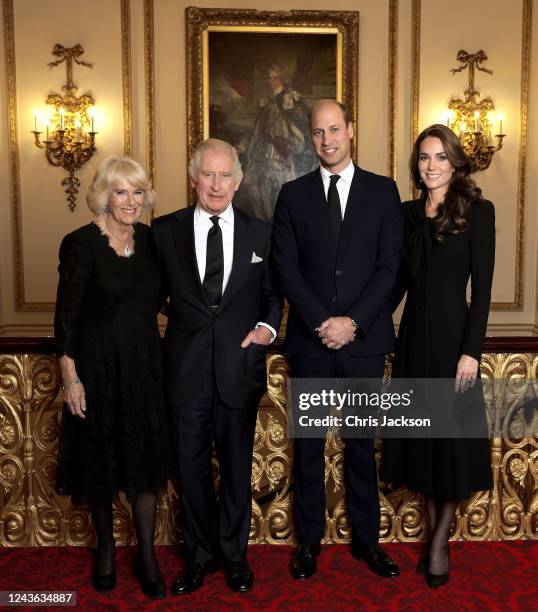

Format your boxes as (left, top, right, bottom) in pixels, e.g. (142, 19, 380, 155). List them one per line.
(263, 484, 293, 544)
(0, 461, 18, 493)
(0, 414, 16, 448)
(66, 506, 93, 546)
(1, 350, 538, 545)
(328, 498, 351, 543)
(112, 495, 135, 546)
(510, 455, 528, 485)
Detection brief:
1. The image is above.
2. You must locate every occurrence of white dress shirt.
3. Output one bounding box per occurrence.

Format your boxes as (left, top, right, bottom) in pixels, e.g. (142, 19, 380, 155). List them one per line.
(193, 202, 276, 341)
(194, 203, 234, 291)
(320, 160, 355, 219)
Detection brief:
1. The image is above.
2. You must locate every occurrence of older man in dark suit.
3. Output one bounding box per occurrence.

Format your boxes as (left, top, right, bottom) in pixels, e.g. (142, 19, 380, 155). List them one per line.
(272, 100, 403, 580)
(152, 139, 282, 595)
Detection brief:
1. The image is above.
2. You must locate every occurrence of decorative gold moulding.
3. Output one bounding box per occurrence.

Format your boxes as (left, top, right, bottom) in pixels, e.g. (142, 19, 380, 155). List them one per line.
(447, 50, 505, 173)
(31, 44, 98, 212)
(1, 351, 537, 547)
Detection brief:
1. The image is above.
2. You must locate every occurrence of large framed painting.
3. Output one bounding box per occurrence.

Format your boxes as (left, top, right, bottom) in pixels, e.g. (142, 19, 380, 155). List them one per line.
(186, 8, 359, 220)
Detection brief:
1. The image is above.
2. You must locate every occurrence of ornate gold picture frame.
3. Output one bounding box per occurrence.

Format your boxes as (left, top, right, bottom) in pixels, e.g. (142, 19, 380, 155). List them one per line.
(186, 7, 359, 220)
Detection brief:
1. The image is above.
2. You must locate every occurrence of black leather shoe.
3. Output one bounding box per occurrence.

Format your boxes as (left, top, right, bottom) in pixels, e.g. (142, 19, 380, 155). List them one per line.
(92, 570, 116, 593)
(134, 554, 166, 599)
(352, 544, 400, 577)
(289, 544, 321, 580)
(172, 564, 206, 595)
(224, 559, 253, 592)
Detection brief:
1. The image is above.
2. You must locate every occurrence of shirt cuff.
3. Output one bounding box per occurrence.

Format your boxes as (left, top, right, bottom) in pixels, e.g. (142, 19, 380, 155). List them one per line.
(255, 322, 277, 343)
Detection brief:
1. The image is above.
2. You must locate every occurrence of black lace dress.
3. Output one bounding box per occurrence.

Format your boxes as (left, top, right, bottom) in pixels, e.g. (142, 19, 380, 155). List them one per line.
(54, 222, 171, 504)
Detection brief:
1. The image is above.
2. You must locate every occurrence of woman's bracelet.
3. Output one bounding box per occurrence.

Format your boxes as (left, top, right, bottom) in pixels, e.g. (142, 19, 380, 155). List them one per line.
(62, 377, 81, 392)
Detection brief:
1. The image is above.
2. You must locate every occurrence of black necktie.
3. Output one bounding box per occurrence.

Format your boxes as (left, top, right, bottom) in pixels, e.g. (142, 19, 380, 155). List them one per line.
(203, 216, 223, 306)
(328, 174, 342, 244)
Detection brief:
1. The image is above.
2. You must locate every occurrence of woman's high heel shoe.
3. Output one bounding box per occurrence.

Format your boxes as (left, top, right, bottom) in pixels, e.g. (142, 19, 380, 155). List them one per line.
(92, 569, 116, 593)
(92, 547, 116, 592)
(134, 553, 166, 599)
(425, 545, 450, 589)
(426, 570, 449, 589)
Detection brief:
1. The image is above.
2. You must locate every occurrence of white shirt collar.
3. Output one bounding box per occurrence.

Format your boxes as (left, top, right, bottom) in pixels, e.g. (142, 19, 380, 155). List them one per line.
(319, 160, 355, 184)
(194, 202, 234, 224)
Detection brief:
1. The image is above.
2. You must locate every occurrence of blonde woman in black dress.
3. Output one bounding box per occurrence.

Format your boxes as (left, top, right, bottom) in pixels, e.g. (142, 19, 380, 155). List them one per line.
(381, 125, 495, 588)
(55, 156, 170, 598)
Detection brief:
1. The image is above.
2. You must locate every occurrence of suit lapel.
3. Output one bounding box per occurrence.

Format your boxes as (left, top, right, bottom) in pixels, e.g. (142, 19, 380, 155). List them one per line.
(338, 165, 366, 257)
(308, 171, 336, 256)
(219, 206, 251, 310)
(173, 207, 207, 305)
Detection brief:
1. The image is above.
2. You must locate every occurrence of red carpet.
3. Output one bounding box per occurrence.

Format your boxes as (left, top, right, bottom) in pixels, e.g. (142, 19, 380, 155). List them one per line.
(1, 542, 537, 611)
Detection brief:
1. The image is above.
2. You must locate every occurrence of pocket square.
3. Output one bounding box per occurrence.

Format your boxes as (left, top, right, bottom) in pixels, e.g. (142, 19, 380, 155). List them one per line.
(251, 252, 263, 263)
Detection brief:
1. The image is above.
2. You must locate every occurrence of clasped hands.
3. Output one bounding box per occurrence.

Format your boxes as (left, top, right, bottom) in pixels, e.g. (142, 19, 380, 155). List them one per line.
(317, 316, 356, 350)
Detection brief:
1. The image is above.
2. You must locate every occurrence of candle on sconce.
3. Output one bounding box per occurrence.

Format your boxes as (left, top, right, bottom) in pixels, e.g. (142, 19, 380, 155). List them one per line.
(75, 119, 81, 142)
(33, 110, 39, 132)
(59, 107, 65, 130)
(474, 111, 479, 133)
(498, 114, 503, 134)
(89, 109, 95, 132)
(46, 121, 50, 141)
(446, 112, 451, 128)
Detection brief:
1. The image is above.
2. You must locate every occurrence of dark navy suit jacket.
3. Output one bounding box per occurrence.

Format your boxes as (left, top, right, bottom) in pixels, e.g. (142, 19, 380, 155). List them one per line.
(271, 165, 403, 358)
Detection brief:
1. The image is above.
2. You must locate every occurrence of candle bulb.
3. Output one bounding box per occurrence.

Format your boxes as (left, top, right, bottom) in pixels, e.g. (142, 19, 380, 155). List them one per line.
(75, 119, 81, 142)
(34, 112, 38, 132)
(90, 110, 95, 132)
(46, 122, 49, 141)
(59, 107, 65, 131)
(474, 111, 479, 133)
(499, 115, 503, 134)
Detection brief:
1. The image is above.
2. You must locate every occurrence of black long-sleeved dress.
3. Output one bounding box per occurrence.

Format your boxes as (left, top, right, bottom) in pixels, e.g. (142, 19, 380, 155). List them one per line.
(54, 222, 170, 504)
(380, 198, 495, 499)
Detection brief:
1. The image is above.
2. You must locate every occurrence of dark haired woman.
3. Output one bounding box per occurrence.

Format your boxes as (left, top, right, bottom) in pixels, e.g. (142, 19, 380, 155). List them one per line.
(381, 124, 495, 588)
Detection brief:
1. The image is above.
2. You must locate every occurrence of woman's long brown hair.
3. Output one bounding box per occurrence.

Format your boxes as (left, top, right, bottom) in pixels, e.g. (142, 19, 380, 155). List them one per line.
(410, 124, 486, 242)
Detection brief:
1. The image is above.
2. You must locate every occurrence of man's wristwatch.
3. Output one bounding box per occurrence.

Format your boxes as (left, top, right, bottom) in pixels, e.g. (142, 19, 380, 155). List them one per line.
(349, 318, 359, 329)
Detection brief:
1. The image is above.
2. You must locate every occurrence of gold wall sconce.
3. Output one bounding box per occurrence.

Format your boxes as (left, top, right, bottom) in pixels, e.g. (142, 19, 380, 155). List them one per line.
(446, 50, 505, 173)
(31, 44, 98, 211)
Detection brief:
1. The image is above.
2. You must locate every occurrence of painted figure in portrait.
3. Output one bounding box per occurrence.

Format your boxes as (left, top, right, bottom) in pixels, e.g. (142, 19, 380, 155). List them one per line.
(208, 33, 337, 220)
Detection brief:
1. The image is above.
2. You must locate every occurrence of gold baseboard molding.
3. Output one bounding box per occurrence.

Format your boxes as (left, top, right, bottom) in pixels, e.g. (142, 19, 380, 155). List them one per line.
(0, 325, 54, 337)
(486, 323, 538, 335)
(393, 323, 538, 336)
